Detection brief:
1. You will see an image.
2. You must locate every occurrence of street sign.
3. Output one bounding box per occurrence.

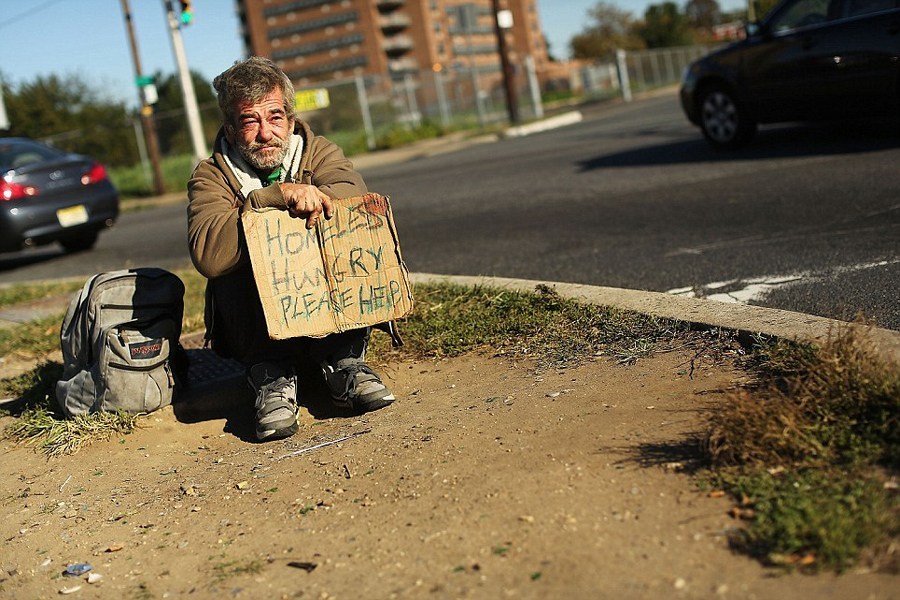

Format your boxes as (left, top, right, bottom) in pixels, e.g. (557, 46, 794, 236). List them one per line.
(135, 75, 154, 87)
(141, 84, 159, 106)
(295, 88, 331, 112)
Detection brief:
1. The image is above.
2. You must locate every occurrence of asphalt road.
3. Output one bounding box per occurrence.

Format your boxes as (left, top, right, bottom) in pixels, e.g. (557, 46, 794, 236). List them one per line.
(364, 94, 900, 330)
(1, 92, 898, 330)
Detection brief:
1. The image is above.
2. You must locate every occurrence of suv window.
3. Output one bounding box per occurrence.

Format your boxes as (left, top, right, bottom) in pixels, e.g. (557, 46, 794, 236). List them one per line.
(769, 0, 833, 31)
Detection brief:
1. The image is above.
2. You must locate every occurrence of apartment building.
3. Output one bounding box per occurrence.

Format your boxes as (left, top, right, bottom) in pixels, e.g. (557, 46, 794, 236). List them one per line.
(236, 0, 550, 88)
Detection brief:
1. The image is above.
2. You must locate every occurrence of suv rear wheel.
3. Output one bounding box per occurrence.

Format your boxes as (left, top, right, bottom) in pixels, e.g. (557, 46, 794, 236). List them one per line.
(698, 84, 756, 149)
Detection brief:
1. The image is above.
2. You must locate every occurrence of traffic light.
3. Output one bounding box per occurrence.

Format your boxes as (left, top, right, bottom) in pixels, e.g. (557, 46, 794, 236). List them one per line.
(179, 0, 193, 25)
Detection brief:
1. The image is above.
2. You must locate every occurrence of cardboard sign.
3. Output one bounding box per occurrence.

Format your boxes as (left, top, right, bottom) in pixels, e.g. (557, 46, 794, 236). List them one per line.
(242, 193, 413, 340)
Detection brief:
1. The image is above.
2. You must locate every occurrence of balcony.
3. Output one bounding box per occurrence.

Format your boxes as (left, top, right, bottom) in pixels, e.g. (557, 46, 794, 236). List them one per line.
(382, 35, 414, 56)
(376, 0, 405, 10)
(379, 13, 411, 33)
(388, 57, 419, 74)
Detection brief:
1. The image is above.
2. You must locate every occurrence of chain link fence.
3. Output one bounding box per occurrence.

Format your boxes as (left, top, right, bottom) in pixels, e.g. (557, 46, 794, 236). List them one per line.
(297, 59, 545, 156)
(579, 43, 719, 101)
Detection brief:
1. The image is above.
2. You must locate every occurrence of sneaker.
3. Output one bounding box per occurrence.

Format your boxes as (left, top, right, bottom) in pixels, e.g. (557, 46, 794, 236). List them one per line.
(248, 363, 300, 441)
(321, 358, 395, 414)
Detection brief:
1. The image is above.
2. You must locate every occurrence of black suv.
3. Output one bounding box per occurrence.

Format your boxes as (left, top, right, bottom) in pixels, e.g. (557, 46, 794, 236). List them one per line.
(680, 0, 900, 149)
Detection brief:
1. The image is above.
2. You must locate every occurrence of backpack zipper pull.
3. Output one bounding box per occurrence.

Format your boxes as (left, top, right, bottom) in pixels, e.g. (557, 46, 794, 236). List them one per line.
(165, 362, 175, 388)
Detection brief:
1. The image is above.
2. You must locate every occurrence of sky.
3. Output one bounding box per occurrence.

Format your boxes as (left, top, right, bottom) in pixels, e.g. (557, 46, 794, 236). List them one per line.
(0, 0, 745, 109)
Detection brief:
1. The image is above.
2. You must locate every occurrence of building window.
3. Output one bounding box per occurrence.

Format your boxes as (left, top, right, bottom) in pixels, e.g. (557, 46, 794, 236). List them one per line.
(264, 0, 333, 17)
(271, 33, 365, 60)
(286, 55, 368, 79)
(268, 11, 358, 40)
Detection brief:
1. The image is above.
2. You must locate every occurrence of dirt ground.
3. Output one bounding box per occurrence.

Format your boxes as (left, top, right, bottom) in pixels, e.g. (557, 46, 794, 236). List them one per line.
(0, 349, 896, 599)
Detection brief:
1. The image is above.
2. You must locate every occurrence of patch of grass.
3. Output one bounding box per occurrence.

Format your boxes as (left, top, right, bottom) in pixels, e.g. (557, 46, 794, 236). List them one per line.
(0, 362, 62, 409)
(703, 327, 899, 571)
(379, 282, 691, 368)
(211, 558, 263, 583)
(5, 403, 139, 458)
(715, 468, 892, 571)
(0, 316, 65, 360)
(109, 153, 195, 199)
(0, 281, 82, 307)
(2, 362, 139, 457)
(375, 120, 446, 150)
(708, 330, 899, 469)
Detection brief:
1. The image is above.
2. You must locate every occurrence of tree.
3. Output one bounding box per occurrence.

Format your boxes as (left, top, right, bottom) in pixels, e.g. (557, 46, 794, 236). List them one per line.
(754, 0, 782, 20)
(570, 2, 646, 61)
(637, 2, 694, 48)
(151, 70, 218, 156)
(685, 0, 722, 29)
(3, 74, 137, 167)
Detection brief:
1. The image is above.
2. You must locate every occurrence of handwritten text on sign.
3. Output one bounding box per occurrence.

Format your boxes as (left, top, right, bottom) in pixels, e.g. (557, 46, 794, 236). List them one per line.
(243, 194, 413, 340)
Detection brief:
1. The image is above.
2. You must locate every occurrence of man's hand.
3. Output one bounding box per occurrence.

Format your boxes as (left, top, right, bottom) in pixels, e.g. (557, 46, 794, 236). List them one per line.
(279, 183, 335, 229)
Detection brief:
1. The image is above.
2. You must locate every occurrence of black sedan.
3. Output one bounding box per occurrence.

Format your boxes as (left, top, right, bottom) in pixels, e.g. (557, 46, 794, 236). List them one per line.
(680, 0, 900, 149)
(0, 138, 119, 253)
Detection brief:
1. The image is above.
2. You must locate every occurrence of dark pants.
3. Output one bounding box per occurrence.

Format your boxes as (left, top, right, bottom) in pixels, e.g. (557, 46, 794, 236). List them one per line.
(206, 264, 369, 369)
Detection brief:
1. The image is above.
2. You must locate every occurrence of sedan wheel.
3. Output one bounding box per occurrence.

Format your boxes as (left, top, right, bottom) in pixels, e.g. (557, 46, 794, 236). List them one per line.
(699, 86, 756, 149)
(60, 231, 99, 253)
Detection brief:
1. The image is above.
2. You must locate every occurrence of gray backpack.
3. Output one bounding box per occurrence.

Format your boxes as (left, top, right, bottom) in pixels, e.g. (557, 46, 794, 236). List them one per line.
(55, 268, 187, 418)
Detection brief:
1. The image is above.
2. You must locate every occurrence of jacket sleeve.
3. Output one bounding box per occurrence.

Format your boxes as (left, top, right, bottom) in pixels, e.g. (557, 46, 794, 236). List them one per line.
(187, 159, 252, 279)
(306, 135, 368, 199)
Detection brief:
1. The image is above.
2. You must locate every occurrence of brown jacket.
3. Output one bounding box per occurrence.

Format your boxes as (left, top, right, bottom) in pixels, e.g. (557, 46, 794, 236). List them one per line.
(186, 121, 367, 359)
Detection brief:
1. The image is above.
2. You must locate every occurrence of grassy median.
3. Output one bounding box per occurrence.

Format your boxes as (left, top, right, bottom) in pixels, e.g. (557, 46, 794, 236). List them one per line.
(0, 276, 896, 572)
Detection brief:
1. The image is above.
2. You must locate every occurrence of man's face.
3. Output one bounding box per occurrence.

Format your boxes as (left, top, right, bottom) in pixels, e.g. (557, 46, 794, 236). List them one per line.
(228, 88, 294, 171)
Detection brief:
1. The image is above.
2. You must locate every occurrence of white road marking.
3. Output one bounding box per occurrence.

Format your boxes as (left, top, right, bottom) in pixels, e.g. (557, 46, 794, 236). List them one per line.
(666, 259, 898, 304)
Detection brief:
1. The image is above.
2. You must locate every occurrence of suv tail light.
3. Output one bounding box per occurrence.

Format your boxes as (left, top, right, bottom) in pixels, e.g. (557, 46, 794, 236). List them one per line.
(0, 179, 39, 201)
(81, 162, 107, 186)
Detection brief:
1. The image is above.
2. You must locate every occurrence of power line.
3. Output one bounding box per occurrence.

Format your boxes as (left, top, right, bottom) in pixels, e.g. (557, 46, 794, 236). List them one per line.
(0, 0, 69, 30)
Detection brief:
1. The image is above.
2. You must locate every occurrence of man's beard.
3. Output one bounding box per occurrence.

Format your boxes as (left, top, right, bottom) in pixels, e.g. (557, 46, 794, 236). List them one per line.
(237, 136, 289, 171)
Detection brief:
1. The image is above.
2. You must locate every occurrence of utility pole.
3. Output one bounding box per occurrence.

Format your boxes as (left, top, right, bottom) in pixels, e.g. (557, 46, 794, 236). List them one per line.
(0, 78, 10, 130)
(491, 0, 520, 124)
(120, 0, 166, 195)
(163, 0, 208, 165)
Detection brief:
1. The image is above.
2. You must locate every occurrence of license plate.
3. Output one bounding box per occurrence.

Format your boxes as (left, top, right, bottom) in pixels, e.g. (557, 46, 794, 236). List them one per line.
(57, 205, 89, 227)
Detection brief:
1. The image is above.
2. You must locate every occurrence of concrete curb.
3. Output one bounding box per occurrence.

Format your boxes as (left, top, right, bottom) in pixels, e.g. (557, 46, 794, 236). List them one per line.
(351, 110, 583, 171)
(409, 273, 900, 364)
(503, 111, 583, 138)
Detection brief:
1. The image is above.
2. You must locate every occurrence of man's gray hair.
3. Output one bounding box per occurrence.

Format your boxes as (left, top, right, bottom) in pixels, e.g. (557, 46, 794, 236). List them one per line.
(213, 56, 296, 132)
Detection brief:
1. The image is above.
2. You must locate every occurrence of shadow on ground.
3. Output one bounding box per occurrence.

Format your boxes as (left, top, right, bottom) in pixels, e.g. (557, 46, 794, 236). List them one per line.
(578, 119, 900, 171)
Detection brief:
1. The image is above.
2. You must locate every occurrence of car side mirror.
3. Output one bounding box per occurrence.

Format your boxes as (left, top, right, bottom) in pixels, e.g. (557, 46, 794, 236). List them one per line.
(744, 21, 762, 38)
